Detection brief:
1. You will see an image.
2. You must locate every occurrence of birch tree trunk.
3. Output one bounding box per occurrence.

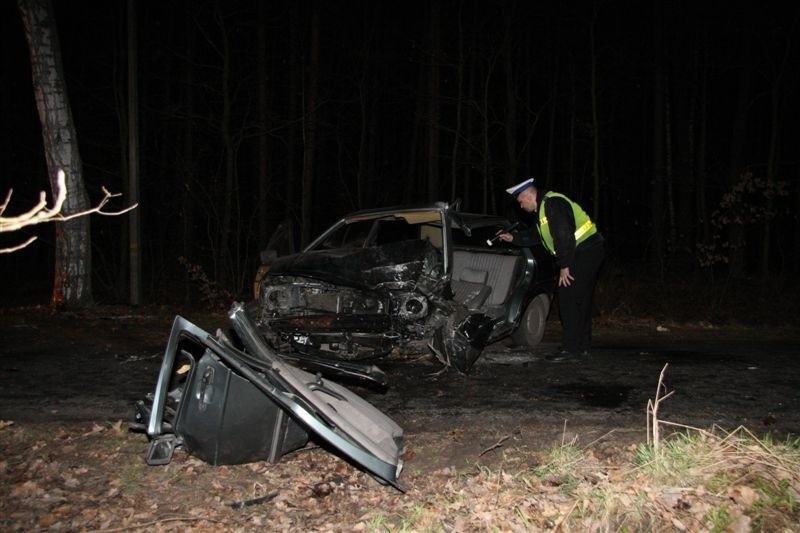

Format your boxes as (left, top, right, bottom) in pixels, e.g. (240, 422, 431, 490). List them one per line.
(18, 0, 93, 307)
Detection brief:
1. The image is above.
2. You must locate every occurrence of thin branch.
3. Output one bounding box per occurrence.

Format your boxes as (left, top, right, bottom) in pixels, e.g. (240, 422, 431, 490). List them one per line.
(479, 434, 511, 456)
(0, 236, 38, 254)
(647, 363, 672, 458)
(0, 169, 138, 253)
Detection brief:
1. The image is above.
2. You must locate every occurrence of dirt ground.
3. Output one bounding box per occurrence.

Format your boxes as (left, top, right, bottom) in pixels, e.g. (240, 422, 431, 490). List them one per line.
(1, 305, 799, 530)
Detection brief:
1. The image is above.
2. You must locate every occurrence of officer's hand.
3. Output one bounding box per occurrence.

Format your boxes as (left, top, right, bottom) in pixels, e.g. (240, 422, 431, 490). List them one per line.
(496, 231, 514, 242)
(558, 267, 574, 287)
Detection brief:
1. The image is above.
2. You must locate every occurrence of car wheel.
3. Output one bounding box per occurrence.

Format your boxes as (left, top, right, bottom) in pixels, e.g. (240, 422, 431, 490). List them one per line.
(511, 293, 550, 347)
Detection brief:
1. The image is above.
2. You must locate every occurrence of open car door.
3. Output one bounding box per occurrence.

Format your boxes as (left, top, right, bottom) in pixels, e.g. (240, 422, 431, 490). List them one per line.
(139, 302, 405, 490)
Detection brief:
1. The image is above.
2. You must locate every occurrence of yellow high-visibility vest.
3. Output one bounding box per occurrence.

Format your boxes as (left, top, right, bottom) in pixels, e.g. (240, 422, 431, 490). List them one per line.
(537, 192, 597, 255)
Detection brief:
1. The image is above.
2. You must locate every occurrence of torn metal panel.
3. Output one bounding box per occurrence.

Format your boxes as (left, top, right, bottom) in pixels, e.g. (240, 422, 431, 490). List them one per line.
(432, 310, 497, 373)
(141, 303, 405, 490)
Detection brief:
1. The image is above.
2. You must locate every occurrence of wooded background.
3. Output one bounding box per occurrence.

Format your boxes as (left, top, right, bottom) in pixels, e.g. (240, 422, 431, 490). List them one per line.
(2, 0, 798, 305)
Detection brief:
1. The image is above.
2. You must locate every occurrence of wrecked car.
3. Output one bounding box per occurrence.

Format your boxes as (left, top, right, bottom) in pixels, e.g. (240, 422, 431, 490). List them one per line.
(251, 202, 556, 373)
(134, 302, 405, 490)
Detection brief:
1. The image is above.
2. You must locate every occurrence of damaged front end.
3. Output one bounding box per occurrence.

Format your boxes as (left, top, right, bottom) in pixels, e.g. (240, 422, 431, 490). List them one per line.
(254, 238, 445, 361)
(135, 302, 405, 490)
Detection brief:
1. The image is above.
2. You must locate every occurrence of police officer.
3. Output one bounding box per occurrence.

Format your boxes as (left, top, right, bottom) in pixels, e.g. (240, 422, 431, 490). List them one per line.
(498, 178, 605, 362)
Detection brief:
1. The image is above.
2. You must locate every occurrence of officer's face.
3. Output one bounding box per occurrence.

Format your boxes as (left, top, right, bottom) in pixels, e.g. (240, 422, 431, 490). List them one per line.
(517, 188, 538, 212)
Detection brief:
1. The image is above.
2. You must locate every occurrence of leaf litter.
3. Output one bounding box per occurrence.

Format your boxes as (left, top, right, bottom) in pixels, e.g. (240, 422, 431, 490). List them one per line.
(1, 417, 799, 531)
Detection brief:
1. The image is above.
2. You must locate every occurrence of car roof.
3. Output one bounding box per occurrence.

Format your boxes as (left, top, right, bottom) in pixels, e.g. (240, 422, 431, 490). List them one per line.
(342, 202, 511, 229)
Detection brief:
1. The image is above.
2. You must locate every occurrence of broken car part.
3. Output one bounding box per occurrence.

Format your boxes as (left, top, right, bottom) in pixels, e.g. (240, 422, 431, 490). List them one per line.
(138, 302, 405, 490)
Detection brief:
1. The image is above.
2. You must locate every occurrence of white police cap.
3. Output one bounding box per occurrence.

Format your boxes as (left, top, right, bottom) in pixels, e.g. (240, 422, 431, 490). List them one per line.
(505, 178, 534, 197)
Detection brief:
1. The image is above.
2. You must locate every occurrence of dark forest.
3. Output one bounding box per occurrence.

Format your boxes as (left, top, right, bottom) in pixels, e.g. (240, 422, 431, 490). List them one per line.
(2, 1, 799, 308)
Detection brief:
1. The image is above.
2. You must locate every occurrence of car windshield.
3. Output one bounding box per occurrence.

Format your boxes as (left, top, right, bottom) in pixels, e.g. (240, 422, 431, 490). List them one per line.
(318, 219, 374, 249)
(315, 212, 444, 250)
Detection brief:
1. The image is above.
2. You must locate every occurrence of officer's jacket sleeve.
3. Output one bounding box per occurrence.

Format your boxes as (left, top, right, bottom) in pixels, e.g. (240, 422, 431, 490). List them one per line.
(546, 197, 577, 268)
(511, 226, 538, 247)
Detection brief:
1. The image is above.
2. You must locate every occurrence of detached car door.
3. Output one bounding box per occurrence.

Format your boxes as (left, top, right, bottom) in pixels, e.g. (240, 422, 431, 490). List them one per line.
(141, 302, 405, 490)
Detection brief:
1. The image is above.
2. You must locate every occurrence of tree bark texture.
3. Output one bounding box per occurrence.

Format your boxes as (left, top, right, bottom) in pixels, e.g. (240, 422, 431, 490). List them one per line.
(650, 1, 665, 276)
(426, 0, 441, 202)
(127, 0, 141, 305)
(503, 11, 517, 189)
(257, 0, 270, 247)
(301, 5, 319, 247)
(18, 0, 93, 307)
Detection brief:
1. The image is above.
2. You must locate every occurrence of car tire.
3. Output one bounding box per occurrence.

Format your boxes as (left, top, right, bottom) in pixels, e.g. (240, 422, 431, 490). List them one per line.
(511, 293, 550, 347)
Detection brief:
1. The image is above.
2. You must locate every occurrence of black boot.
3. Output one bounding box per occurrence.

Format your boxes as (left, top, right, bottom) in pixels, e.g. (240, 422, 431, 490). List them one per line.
(545, 350, 579, 363)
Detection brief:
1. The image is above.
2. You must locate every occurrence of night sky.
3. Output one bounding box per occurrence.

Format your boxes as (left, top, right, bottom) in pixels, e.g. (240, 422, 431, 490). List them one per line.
(1, 1, 799, 305)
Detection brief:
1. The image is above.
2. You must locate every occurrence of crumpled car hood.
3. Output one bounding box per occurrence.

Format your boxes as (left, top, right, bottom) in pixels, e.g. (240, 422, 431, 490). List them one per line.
(267, 239, 439, 290)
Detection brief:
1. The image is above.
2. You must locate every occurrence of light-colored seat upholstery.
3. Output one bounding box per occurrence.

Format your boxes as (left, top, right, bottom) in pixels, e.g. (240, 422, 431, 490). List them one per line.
(452, 251, 521, 306)
(451, 266, 492, 309)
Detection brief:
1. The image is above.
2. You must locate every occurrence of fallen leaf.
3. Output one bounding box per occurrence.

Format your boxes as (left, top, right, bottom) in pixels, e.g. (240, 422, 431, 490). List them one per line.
(727, 485, 757, 506)
(311, 482, 333, 498)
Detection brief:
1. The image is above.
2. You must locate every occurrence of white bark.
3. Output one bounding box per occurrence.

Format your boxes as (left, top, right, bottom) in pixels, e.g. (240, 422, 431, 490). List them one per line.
(18, 0, 92, 307)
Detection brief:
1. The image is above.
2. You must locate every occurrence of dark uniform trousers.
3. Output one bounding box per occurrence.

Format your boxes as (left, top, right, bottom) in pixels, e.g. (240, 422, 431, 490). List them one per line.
(558, 235, 604, 353)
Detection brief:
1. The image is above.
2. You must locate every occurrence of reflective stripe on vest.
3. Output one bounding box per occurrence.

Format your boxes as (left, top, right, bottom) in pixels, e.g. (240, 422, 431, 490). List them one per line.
(540, 217, 594, 241)
(574, 219, 594, 240)
(537, 192, 596, 255)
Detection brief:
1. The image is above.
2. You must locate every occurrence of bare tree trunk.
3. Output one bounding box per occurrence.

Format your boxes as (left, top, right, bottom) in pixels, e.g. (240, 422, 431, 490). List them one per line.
(216, 9, 235, 284)
(127, 0, 141, 305)
(589, 16, 601, 219)
(727, 37, 752, 278)
(665, 76, 676, 253)
(426, 0, 441, 202)
(450, 1, 465, 202)
(404, 67, 424, 204)
(113, 7, 129, 301)
(481, 68, 491, 214)
(761, 77, 784, 279)
(356, 5, 376, 209)
(650, 1, 665, 276)
(696, 50, 710, 248)
(301, 5, 320, 247)
(545, 58, 558, 187)
(503, 9, 517, 190)
(679, 50, 697, 254)
(461, 23, 477, 210)
(18, 0, 93, 308)
(257, 1, 270, 248)
(181, 0, 195, 302)
(568, 61, 577, 193)
(286, 3, 299, 226)
(357, 75, 368, 209)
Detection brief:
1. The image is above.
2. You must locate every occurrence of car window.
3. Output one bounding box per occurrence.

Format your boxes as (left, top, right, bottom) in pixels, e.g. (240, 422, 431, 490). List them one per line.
(318, 218, 425, 249)
(319, 220, 374, 249)
(372, 219, 421, 246)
